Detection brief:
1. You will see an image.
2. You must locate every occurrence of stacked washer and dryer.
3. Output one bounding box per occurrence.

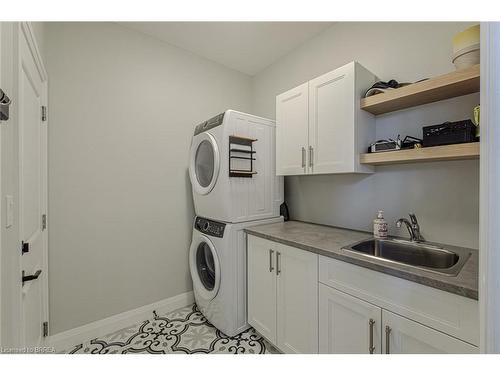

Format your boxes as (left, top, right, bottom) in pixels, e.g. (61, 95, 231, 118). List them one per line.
(188, 110, 283, 337)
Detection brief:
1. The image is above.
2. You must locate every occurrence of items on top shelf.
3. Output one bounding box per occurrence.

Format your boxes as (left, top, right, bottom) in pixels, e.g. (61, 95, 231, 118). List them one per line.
(360, 64, 480, 115)
(452, 25, 480, 70)
(229, 135, 257, 178)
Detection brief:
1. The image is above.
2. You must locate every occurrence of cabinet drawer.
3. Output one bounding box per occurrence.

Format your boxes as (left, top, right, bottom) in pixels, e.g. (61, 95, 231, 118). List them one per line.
(319, 255, 479, 346)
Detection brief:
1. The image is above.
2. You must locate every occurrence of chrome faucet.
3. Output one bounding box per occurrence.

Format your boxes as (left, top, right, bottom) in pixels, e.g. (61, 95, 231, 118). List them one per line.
(396, 213, 425, 242)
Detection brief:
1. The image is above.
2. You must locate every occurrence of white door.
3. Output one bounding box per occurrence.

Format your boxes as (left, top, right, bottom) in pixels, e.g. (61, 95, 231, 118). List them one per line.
(17, 24, 48, 348)
(382, 310, 478, 354)
(247, 235, 277, 344)
(308, 63, 355, 174)
(319, 284, 382, 354)
(276, 243, 318, 353)
(189, 132, 220, 195)
(189, 234, 221, 302)
(276, 82, 309, 176)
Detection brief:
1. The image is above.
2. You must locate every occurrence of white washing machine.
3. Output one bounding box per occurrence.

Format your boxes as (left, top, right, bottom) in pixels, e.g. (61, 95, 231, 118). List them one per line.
(189, 110, 283, 223)
(189, 215, 283, 337)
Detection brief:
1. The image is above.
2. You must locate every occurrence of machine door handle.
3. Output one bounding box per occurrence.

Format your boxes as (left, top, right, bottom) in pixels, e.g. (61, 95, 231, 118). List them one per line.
(301, 147, 306, 168)
(369, 319, 376, 354)
(276, 251, 281, 275)
(22, 270, 42, 285)
(385, 325, 391, 354)
(269, 249, 274, 272)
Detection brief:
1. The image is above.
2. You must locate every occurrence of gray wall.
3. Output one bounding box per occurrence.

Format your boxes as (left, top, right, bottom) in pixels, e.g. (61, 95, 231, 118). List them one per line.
(45, 22, 252, 334)
(252, 22, 479, 249)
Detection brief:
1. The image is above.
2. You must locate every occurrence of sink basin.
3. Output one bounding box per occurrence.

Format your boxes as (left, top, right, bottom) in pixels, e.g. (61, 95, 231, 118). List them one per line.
(343, 238, 471, 276)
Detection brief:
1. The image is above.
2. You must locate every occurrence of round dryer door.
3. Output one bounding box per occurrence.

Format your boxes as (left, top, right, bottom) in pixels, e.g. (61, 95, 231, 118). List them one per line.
(189, 132, 220, 195)
(189, 234, 221, 301)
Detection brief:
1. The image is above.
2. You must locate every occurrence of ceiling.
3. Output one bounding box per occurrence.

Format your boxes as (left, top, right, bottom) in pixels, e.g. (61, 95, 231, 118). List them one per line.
(118, 22, 333, 76)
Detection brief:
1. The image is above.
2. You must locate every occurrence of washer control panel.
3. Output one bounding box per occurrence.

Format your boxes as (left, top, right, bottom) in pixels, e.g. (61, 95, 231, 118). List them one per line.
(193, 112, 225, 136)
(195, 216, 226, 238)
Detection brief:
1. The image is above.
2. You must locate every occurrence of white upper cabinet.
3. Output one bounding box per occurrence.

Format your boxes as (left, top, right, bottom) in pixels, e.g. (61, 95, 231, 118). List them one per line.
(276, 82, 309, 175)
(276, 62, 377, 176)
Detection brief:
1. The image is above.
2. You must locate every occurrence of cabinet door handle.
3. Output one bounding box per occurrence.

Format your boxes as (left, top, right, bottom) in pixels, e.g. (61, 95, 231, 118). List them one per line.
(269, 249, 274, 272)
(301, 147, 306, 168)
(309, 146, 314, 168)
(369, 319, 375, 354)
(385, 325, 391, 354)
(276, 251, 281, 275)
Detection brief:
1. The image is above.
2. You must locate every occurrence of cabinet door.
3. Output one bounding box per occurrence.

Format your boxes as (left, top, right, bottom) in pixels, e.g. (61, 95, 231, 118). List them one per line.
(276, 82, 309, 176)
(319, 284, 382, 354)
(247, 235, 277, 344)
(308, 63, 355, 174)
(276, 244, 318, 353)
(382, 310, 478, 354)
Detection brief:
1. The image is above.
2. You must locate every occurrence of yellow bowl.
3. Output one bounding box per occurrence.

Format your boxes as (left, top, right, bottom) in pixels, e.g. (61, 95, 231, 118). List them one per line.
(453, 25, 480, 54)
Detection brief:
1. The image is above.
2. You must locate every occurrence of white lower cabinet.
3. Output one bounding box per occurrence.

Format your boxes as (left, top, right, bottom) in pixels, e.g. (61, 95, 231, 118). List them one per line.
(247, 235, 318, 353)
(319, 284, 382, 354)
(249, 236, 479, 354)
(318, 283, 478, 354)
(382, 310, 478, 354)
(247, 235, 277, 343)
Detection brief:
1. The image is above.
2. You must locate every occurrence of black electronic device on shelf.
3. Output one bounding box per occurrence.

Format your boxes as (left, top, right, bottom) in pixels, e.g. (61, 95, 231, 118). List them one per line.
(423, 120, 477, 147)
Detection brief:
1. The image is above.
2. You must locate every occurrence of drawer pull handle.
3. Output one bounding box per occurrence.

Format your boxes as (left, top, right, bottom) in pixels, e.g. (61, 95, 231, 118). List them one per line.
(269, 249, 274, 272)
(369, 319, 375, 354)
(385, 325, 391, 354)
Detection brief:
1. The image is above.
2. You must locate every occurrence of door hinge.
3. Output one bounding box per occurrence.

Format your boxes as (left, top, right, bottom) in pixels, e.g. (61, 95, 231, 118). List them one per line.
(42, 214, 47, 230)
(21, 241, 29, 255)
(43, 321, 49, 337)
(41, 105, 47, 122)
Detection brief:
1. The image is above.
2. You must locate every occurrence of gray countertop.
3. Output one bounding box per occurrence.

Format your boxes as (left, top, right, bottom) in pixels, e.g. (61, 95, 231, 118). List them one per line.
(245, 221, 478, 300)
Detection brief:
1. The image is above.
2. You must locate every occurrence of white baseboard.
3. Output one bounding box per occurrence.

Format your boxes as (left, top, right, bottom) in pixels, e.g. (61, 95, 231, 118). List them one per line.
(47, 291, 194, 352)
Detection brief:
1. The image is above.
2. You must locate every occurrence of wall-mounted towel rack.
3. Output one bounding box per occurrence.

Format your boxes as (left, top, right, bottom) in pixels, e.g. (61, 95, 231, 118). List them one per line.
(229, 135, 257, 177)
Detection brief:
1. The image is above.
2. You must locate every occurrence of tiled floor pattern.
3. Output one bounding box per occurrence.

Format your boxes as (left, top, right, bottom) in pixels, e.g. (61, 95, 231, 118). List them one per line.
(64, 304, 279, 354)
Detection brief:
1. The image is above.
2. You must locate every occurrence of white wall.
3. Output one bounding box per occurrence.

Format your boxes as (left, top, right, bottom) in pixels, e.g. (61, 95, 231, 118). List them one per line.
(252, 22, 479, 249)
(45, 22, 252, 334)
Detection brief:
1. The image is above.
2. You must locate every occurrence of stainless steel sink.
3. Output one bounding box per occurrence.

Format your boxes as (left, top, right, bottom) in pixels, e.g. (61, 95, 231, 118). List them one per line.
(342, 238, 471, 276)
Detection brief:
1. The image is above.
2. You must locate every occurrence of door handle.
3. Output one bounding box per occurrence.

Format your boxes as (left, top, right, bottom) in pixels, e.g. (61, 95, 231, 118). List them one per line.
(301, 147, 306, 168)
(0, 88, 12, 121)
(385, 325, 391, 354)
(269, 249, 274, 272)
(22, 270, 42, 286)
(369, 319, 375, 354)
(309, 146, 314, 168)
(276, 251, 281, 275)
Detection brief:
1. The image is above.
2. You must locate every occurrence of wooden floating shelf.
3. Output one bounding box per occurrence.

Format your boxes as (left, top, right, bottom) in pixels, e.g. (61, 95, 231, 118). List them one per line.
(360, 65, 480, 115)
(359, 143, 480, 166)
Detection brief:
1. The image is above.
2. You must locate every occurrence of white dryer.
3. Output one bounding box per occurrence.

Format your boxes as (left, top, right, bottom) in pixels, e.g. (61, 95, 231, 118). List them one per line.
(189, 215, 283, 337)
(189, 110, 283, 223)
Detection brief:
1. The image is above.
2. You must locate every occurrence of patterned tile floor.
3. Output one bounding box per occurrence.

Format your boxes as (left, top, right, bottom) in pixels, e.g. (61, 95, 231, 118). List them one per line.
(64, 304, 279, 354)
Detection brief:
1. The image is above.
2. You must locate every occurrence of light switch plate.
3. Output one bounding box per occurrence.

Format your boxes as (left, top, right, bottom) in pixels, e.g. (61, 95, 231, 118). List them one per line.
(5, 195, 13, 228)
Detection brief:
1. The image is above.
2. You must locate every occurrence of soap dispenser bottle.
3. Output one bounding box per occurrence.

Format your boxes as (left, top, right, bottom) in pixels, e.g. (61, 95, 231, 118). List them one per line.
(373, 210, 388, 239)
